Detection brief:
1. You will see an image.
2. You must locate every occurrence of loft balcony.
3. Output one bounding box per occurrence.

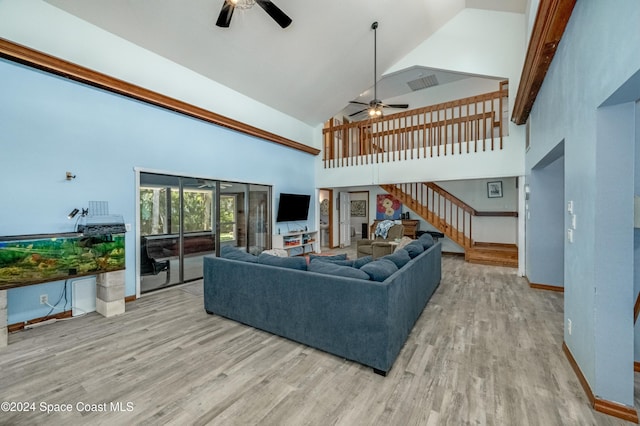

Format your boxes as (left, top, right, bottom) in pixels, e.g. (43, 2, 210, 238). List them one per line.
(317, 82, 525, 187)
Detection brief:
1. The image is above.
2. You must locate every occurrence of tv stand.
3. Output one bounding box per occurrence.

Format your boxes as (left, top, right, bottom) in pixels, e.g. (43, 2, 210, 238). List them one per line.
(272, 230, 318, 256)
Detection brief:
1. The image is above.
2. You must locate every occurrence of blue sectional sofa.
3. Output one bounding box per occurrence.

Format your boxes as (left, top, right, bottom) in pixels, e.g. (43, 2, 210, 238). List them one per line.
(203, 239, 442, 375)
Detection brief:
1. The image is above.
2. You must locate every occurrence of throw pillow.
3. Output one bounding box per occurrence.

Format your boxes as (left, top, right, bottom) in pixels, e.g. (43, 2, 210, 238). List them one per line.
(308, 261, 370, 280)
(395, 236, 414, 250)
(418, 233, 435, 249)
(360, 259, 398, 282)
(258, 253, 307, 270)
(220, 245, 258, 263)
(404, 241, 425, 258)
(308, 253, 348, 261)
(381, 249, 411, 269)
(260, 248, 288, 257)
(353, 255, 373, 269)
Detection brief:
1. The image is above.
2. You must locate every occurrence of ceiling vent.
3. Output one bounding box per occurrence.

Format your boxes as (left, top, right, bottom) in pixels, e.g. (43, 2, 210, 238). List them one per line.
(407, 74, 439, 91)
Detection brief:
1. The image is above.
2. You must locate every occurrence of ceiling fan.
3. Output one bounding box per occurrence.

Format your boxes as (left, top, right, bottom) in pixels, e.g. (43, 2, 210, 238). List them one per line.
(349, 22, 409, 119)
(216, 0, 292, 29)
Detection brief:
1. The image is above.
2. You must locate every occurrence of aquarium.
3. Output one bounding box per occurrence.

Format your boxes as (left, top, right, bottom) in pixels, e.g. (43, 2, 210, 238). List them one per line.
(0, 232, 125, 290)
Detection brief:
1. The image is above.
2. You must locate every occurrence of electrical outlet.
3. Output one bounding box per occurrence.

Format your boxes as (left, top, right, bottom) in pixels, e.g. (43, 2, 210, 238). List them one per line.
(40, 294, 48, 305)
(567, 319, 572, 335)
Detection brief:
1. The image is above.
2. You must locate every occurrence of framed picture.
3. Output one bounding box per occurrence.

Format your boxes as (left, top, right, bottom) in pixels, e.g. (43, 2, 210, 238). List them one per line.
(487, 181, 503, 198)
(350, 200, 366, 217)
(376, 194, 402, 220)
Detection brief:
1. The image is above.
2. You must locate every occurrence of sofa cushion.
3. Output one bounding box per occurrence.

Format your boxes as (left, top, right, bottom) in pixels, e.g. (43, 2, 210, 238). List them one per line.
(381, 249, 411, 269)
(404, 241, 425, 258)
(360, 259, 398, 282)
(258, 253, 307, 270)
(220, 245, 259, 263)
(352, 255, 373, 269)
(418, 233, 435, 249)
(308, 253, 348, 261)
(308, 261, 370, 280)
(309, 257, 354, 267)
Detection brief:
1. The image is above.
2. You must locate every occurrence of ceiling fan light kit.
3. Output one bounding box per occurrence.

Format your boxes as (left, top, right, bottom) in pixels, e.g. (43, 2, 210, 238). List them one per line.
(349, 21, 409, 120)
(216, 0, 292, 28)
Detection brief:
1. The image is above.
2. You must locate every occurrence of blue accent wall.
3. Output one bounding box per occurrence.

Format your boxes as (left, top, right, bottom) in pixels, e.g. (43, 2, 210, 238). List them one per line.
(526, 0, 640, 407)
(526, 146, 564, 287)
(0, 59, 316, 324)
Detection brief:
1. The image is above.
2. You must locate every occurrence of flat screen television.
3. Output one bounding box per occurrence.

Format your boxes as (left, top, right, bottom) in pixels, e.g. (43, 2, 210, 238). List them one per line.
(276, 193, 311, 223)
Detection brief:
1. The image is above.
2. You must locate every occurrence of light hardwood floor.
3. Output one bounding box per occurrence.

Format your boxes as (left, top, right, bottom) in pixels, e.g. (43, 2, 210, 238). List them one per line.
(1, 256, 638, 425)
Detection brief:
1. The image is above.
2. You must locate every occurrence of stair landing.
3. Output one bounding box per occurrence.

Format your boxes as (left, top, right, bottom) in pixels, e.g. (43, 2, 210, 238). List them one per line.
(465, 242, 518, 268)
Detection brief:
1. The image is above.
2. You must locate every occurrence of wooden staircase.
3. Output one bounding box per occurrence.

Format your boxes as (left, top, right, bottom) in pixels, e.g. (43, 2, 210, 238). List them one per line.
(381, 183, 518, 268)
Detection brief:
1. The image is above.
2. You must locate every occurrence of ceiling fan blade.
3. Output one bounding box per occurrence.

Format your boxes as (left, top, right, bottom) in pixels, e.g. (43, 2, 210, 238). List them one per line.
(255, 0, 292, 28)
(349, 108, 367, 117)
(349, 101, 369, 106)
(215, 0, 235, 27)
(383, 103, 409, 109)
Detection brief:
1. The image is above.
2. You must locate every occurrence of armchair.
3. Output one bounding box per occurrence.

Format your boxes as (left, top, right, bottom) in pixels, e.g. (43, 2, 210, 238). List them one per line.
(356, 223, 405, 259)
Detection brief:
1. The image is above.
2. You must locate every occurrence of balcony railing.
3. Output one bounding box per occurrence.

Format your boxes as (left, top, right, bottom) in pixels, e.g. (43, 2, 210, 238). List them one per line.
(322, 82, 508, 168)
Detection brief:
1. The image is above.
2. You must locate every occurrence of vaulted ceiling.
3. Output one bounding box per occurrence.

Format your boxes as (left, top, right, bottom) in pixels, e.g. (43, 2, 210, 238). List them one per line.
(44, 0, 526, 126)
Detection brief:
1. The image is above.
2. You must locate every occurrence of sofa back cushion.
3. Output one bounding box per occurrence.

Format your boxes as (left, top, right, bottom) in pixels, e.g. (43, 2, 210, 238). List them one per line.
(220, 245, 259, 263)
(418, 233, 435, 249)
(308, 260, 370, 280)
(308, 253, 348, 261)
(309, 257, 354, 267)
(404, 241, 425, 258)
(353, 255, 373, 269)
(258, 253, 307, 270)
(381, 249, 411, 269)
(360, 258, 398, 282)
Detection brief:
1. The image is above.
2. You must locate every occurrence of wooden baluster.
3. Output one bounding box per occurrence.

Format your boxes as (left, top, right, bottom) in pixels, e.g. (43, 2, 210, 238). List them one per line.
(482, 98, 486, 152)
(490, 99, 496, 151)
(458, 103, 462, 155)
(429, 108, 434, 158)
(444, 103, 449, 156)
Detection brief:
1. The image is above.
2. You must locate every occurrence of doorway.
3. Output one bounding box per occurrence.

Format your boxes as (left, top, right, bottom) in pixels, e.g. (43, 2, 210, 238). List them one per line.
(138, 172, 271, 293)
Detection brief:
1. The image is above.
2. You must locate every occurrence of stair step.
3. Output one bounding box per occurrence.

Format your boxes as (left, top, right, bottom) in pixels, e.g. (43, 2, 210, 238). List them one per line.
(466, 243, 518, 268)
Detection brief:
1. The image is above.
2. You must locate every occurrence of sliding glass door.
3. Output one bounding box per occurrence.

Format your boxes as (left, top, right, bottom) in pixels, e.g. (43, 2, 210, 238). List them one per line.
(139, 172, 270, 293)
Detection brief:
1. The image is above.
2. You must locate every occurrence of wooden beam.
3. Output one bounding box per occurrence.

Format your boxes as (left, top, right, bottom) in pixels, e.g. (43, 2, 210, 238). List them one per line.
(511, 0, 577, 125)
(0, 38, 319, 156)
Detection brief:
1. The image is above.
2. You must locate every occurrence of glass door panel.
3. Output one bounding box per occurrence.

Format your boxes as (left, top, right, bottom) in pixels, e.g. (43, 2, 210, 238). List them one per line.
(140, 173, 182, 292)
(139, 173, 271, 293)
(248, 184, 271, 253)
(182, 177, 215, 282)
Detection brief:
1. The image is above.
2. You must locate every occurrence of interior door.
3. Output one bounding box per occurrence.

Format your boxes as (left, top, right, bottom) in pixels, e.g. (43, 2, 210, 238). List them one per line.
(339, 191, 351, 247)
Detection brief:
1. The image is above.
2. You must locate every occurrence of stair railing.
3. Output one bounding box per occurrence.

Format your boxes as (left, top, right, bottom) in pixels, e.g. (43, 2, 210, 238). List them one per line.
(381, 182, 517, 250)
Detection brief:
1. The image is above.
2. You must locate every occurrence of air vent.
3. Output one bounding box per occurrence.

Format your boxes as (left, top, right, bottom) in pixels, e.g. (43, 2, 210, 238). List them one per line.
(407, 74, 439, 91)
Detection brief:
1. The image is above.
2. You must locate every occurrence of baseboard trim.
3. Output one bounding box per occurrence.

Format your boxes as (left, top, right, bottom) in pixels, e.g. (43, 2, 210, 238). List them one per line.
(125, 295, 137, 303)
(525, 276, 564, 292)
(442, 251, 465, 257)
(563, 342, 638, 423)
(8, 310, 73, 333)
(529, 283, 564, 292)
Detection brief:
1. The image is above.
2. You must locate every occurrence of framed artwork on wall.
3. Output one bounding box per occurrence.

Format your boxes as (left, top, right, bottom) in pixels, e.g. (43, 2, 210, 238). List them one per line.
(350, 200, 366, 217)
(376, 194, 402, 220)
(487, 181, 503, 198)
